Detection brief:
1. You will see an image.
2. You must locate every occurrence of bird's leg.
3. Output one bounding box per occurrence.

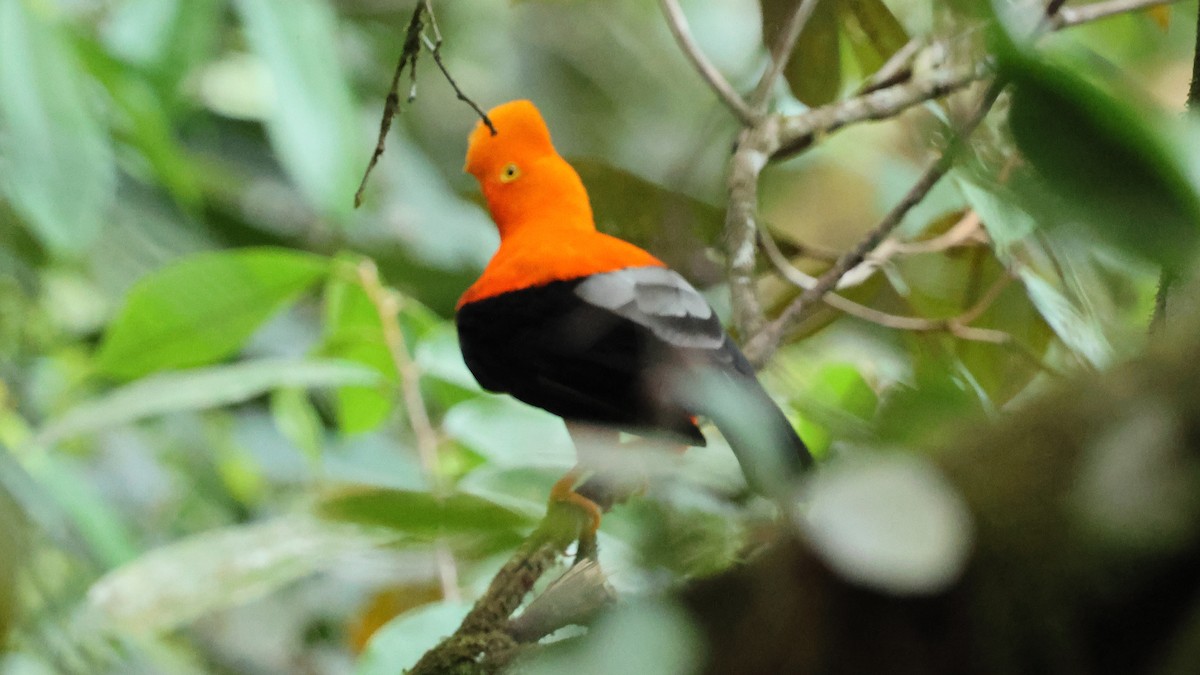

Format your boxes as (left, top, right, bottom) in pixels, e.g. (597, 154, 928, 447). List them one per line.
(557, 423, 624, 563)
(549, 468, 601, 563)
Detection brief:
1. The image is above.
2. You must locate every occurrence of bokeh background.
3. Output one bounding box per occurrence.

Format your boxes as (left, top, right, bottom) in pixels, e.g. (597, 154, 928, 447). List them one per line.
(1, 0, 1197, 672)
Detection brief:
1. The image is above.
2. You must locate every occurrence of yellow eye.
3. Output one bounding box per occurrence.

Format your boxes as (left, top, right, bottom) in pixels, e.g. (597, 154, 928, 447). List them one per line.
(499, 163, 520, 183)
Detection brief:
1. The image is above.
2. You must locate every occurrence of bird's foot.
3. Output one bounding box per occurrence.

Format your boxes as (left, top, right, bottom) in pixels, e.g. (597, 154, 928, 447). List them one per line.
(549, 469, 602, 564)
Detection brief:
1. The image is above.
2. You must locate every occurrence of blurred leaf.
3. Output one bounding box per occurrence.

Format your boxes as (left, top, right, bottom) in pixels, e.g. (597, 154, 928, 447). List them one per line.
(956, 176, 1037, 258)
(0, 0, 116, 255)
(83, 47, 204, 207)
(795, 362, 878, 458)
(23, 451, 139, 567)
(1002, 50, 1200, 271)
(842, 0, 909, 75)
(269, 387, 324, 464)
(348, 582, 446, 656)
(520, 599, 703, 675)
(1145, 5, 1171, 30)
(318, 487, 535, 536)
(84, 515, 391, 635)
(874, 354, 988, 444)
(799, 453, 973, 595)
(33, 359, 378, 447)
(96, 248, 331, 379)
(1018, 266, 1113, 367)
(319, 271, 396, 434)
(0, 483, 29, 643)
(234, 0, 361, 216)
(356, 601, 471, 675)
(761, 0, 842, 106)
(103, 0, 225, 87)
(442, 397, 574, 469)
(573, 159, 724, 284)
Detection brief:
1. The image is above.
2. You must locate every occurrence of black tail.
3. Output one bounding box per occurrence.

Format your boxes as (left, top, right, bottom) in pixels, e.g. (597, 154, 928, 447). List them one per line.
(678, 362, 814, 495)
(717, 376, 813, 495)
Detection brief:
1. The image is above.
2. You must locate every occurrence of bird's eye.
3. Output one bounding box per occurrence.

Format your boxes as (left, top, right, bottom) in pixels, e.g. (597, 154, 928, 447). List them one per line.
(499, 163, 521, 183)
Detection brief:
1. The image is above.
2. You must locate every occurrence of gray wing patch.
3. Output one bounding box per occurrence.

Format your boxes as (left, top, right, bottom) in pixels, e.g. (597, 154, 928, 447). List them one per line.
(574, 266, 724, 349)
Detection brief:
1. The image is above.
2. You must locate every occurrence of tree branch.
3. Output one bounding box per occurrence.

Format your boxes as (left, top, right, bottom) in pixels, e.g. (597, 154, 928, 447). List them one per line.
(1053, 0, 1178, 28)
(744, 81, 1006, 365)
(759, 225, 1013, 343)
(658, 0, 757, 125)
(408, 501, 595, 674)
(356, 259, 460, 602)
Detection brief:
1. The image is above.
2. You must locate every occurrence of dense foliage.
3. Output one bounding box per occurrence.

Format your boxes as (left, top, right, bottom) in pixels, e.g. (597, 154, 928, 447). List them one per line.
(0, 0, 1196, 672)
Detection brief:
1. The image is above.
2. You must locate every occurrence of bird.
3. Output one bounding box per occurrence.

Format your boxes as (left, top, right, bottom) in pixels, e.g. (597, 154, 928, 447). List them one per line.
(455, 100, 812, 528)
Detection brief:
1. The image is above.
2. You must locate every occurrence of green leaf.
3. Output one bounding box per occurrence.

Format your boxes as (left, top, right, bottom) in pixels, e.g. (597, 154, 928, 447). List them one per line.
(234, 0, 361, 216)
(520, 599, 703, 675)
(270, 388, 324, 464)
(96, 248, 330, 379)
(22, 451, 139, 567)
(0, 0, 116, 255)
(842, 0, 908, 75)
(1002, 51, 1200, 271)
(955, 176, 1038, 258)
(761, 0, 843, 106)
(795, 362, 878, 458)
(85, 515, 391, 635)
(318, 270, 396, 434)
(442, 397, 575, 469)
(33, 359, 378, 448)
(0, 483, 29, 643)
(319, 487, 535, 536)
(874, 356, 988, 445)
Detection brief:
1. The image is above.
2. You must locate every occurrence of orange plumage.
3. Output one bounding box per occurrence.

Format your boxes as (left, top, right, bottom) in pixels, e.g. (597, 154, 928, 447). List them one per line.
(457, 101, 663, 307)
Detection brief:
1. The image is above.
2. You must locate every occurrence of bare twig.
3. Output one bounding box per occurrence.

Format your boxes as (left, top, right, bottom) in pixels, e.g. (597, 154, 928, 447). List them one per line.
(857, 37, 924, 96)
(658, 0, 757, 125)
(356, 259, 460, 602)
(744, 81, 1006, 365)
(751, 0, 823, 110)
(759, 226, 1011, 343)
(354, 1, 494, 208)
(355, 4, 424, 208)
(420, 1, 496, 135)
(772, 59, 988, 160)
(1054, 0, 1178, 27)
(835, 211, 985, 290)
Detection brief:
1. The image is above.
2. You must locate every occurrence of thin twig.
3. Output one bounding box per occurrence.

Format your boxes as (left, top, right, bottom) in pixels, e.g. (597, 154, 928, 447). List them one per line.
(751, 0, 822, 110)
(354, 3, 425, 208)
(421, 0, 496, 135)
(836, 211, 984, 289)
(356, 259, 460, 602)
(760, 227, 1011, 342)
(744, 80, 1006, 365)
(354, 1, 494, 208)
(857, 37, 924, 95)
(1055, 0, 1177, 27)
(658, 0, 757, 125)
(772, 59, 988, 160)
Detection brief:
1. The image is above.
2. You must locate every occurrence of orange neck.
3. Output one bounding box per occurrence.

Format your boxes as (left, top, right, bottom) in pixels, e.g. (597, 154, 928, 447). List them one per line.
(481, 155, 595, 240)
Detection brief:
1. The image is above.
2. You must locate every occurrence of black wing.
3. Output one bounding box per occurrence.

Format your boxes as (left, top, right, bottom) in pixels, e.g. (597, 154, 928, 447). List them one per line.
(456, 266, 743, 443)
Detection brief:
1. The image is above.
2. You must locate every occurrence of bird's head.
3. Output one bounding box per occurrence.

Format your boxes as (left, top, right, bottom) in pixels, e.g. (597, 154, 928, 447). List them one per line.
(464, 100, 592, 237)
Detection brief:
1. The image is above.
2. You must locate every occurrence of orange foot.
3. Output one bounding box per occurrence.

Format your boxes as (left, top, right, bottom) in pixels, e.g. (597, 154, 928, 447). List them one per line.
(550, 469, 602, 562)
